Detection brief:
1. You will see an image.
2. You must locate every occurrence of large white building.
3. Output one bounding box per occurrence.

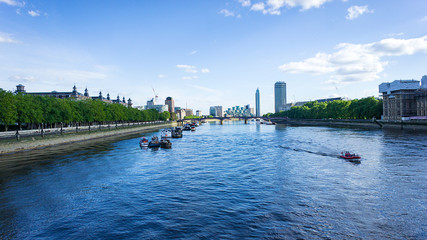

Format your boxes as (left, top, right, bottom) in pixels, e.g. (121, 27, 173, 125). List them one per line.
(379, 77, 427, 121)
(209, 106, 223, 117)
(145, 98, 168, 112)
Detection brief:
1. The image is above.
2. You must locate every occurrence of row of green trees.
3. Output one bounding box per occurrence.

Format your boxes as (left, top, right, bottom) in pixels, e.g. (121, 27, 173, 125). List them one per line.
(0, 89, 171, 131)
(265, 97, 382, 120)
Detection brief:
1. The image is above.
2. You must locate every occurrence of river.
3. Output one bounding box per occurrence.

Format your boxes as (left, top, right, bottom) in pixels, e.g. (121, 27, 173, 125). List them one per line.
(0, 121, 426, 239)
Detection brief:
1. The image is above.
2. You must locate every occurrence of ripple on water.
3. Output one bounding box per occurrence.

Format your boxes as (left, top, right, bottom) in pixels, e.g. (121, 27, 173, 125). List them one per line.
(0, 122, 426, 239)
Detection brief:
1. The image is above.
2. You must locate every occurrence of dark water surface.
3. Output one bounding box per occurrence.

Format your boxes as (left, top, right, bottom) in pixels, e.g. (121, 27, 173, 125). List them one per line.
(0, 122, 426, 239)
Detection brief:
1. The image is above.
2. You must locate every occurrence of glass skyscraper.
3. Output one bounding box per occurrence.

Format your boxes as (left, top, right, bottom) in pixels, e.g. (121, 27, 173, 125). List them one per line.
(255, 88, 260, 117)
(274, 81, 287, 113)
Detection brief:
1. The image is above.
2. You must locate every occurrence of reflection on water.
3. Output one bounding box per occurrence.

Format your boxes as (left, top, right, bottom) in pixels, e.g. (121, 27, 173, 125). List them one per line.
(0, 122, 426, 239)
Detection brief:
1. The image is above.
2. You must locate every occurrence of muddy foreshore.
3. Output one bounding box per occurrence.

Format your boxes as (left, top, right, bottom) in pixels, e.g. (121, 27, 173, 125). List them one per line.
(0, 122, 177, 155)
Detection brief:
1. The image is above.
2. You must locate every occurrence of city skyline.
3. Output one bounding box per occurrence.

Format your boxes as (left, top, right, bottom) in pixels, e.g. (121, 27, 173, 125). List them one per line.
(1, 0, 427, 114)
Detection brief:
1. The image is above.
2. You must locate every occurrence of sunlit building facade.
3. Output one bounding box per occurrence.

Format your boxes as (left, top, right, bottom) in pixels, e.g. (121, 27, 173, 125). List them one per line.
(274, 81, 287, 113)
(255, 88, 260, 117)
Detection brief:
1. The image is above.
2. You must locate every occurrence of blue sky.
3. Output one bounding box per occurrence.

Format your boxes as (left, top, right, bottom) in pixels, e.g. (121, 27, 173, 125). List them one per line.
(1, 0, 427, 114)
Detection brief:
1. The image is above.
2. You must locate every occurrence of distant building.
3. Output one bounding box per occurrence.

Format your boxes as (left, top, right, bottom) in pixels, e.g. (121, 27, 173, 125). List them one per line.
(274, 81, 287, 113)
(175, 109, 186, 120)
(282, 97, 348, 111)
(316, 97, 346, 103)
(14, 84, 132, 107)
(196, 110, 201, 117)
(209, 106, 223, 117)
(245, 104, 254, 115)
(165, 97, 175, 113)
(379, 76, 427, 121)
(224, 105, 254, 117)
(185, 109, 193, 116)
(145, 97, 168, 112)
(255, 88, 260, 117)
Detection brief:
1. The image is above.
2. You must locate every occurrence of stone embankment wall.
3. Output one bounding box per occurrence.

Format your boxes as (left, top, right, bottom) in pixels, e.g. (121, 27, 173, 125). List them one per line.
(0, 122, 176, 155)
(273, 119, 427, 131)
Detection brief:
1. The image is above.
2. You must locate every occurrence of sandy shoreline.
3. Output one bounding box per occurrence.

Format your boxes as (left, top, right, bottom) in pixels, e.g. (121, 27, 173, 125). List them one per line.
(0, 122, 176, 155)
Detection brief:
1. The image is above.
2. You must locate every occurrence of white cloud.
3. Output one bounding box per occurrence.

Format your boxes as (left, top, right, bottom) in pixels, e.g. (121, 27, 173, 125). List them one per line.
(421, 16, 427, 21)
(189, 50, 198, 55)
(176, 64, 197, 73)
(239, 0, 251, 7)
(0, 0, 20, 6)
(386, 32, 404, 37)
(278, 35, 427, 83)
(28, 10, 40, 17)
(249, 0, 331, 15)
(201, 68, 210, 73)
(283, 0, 331, 10)
(182, 76, 199, 80)
(251, 2, 265, 11)
(158, 74, 167, 79)
(8, 75, 37, 83)
(219, 9, 235, 17)
(346, 5, 373, 20)
(0, 33, 19, 43)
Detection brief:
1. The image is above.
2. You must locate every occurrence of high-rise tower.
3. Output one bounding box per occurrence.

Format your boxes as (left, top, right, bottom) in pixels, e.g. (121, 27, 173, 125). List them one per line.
(165, 97, 175, 113)
(274, 81, 287, 113)
(255, 88, 260, 117)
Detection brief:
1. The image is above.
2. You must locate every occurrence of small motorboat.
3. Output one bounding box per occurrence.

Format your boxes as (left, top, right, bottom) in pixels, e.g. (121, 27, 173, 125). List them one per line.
(161, 129, 172, 138)
(265, 121, 276, 125)
(340, 152, 361, 163)
(183, 124, 192, 131)
(160, 139, 172, 149)
(139, 137, 149, 147)
(191, 126, 196, 131)
(148, 136, 160, 148)
(172, 127, 183, 138)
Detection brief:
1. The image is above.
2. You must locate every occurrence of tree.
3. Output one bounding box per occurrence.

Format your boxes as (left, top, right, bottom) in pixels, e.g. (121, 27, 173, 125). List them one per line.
(159, 111, 170, 121)
(0, 89, 17, 131)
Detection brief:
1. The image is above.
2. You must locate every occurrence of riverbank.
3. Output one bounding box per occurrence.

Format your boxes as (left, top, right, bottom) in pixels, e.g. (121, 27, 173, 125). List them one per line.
(273, 118, 427, 131)
(0, 122, 176, 155)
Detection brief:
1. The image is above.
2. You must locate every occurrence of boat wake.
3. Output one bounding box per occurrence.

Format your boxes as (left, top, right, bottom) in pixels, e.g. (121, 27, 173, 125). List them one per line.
(279, 146, 337, 158)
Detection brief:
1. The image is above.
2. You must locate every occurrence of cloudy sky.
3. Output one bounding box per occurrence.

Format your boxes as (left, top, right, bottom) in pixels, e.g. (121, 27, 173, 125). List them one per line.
(1, 0, 426, 114)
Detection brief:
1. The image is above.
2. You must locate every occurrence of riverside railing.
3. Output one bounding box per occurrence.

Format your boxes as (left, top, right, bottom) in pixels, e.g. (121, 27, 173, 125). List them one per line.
(0, 121, 171, 140)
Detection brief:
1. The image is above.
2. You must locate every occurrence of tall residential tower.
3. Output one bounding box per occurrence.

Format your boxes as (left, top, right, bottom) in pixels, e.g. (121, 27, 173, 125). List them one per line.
(165, 97, 175, 113)
(274, 81, 287, 113)
(255, 88, 260, 117)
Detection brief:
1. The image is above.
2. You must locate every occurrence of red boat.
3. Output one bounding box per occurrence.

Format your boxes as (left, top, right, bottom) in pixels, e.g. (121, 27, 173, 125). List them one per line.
(340, 152, 361, 159)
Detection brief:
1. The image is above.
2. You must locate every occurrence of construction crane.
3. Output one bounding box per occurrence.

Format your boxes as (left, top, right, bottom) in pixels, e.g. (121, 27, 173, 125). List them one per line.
(151, 86, 158, 103)
(334, 83, 340, 96)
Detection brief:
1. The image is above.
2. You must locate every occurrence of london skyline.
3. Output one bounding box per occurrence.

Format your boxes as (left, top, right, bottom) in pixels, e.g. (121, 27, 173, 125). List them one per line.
(1, 0, 427, 114)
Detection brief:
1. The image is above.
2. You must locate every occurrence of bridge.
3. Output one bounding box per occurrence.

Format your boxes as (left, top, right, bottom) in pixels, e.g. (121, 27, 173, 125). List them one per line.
(177, 116, 288, 125)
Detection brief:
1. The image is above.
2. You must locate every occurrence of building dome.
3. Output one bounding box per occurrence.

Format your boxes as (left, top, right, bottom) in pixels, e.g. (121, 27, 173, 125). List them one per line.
(166, 96, 172, 100)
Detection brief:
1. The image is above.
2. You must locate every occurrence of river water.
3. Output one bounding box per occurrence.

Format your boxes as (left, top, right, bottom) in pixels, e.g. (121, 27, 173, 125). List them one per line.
(0, 121, 426, 239)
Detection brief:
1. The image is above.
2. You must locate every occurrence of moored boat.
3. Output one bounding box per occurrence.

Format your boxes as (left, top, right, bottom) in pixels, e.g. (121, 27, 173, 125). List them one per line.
(139, 137, 149, 147)
(183, 124, 192, 131)
(148, 136, 160, 148)
(160, 139, 172, 149)
(172, 127, 183, 138)
(161, 129, 172, 138)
